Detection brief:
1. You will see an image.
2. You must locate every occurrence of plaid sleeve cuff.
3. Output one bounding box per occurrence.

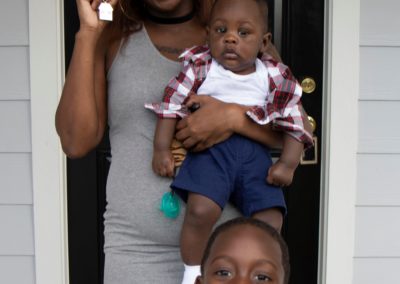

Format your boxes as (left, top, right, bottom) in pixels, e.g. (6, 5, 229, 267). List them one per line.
(144, 102, 189, 118)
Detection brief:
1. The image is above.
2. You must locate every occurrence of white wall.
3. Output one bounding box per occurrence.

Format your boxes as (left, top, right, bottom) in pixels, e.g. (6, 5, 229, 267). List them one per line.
(354, 0, 400, 283)
(0, 0, 35, 283)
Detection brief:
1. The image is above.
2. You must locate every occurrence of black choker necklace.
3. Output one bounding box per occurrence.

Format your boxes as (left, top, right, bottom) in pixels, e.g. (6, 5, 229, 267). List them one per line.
(145, 8, 196, 25)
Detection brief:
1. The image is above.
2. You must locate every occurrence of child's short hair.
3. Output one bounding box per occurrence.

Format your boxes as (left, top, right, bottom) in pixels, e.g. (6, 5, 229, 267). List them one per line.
(201, 217, 290, 284)
(210, 0, 270, 32)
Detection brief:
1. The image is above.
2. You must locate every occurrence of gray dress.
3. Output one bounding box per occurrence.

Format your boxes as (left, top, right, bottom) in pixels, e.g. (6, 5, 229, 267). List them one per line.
(104, 28, 239, 284)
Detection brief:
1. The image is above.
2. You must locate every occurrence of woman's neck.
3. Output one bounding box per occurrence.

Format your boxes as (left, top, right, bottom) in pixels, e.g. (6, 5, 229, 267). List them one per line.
(145, 1, 194, 21)
(144, 7, 196, 25)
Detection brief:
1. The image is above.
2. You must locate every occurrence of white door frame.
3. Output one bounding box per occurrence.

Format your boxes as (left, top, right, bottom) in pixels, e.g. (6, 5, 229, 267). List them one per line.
(29, 0, 359, 283)
(319, 0, 359, 283)
(29, 0, 69, 283)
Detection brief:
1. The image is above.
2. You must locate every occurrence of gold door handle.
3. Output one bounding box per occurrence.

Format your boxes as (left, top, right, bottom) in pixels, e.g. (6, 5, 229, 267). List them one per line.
(301, 77, 316, 94)
(300, 115, 318, 165)
(307, 116, 317, 133)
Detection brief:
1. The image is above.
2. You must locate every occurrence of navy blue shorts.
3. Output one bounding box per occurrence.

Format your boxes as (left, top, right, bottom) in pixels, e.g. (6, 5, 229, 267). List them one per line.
(171, 135, 286, 217)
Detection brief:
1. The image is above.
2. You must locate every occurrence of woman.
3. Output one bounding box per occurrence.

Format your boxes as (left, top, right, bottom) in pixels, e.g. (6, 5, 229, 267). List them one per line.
(56, 0, 287, 282)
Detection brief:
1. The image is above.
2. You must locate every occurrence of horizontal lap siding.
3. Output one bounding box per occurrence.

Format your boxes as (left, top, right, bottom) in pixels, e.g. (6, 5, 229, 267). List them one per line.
(0, 256, 35, 284)
(0, 0, 35, 283)
(0, 153, 33, 204)
(354, 258, 400, 284)
(358, 101, 400, 153)
(355, 0, 400, 283)
(360, 0, 400, 46)
(0, 206, 34, 255)
(0, 47, 30, 100)
(357, 154, 400, 206)
(0, 101, 32, 152)
(0, 0, 29, 46)
(355, 207, 400, 257)
(360, 47, 400, 101)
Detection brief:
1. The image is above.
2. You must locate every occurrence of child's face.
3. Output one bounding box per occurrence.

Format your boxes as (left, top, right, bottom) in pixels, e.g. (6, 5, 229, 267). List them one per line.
(207, 0, 271, 75)
(196, 224, 285, 284)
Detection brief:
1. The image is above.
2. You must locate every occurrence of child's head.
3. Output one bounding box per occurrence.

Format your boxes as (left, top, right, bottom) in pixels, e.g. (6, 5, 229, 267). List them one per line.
(196, 217, 290, 284)
(207, 0, 271, 75)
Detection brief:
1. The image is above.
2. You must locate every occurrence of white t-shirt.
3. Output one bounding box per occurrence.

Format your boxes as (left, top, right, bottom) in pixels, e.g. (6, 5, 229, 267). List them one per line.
(197, 58, 269, 106)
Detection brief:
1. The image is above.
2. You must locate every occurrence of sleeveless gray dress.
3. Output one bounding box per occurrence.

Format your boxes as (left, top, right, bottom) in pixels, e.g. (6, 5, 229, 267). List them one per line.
(104, 28, 239, 284)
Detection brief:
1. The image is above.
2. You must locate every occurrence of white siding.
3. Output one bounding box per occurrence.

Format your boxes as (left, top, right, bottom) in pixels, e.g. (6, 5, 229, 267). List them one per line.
(0, 47, 30, 100)
(357, 154, 400, 206)
(0, 0, 35, 283)
(0, 206, 34, 255)
(0, 0, 29, 46)
(355, 0, 400, 283)
(355, 207, 400, 257)
(360, 0, 400, 46)
(358, 101, 400, 153)
(359, 47, 400, 101)
(0, 101, 32, 152)
(354, 258, 400, 284)
(0, 256, 35, 284)
(0, 153, 33, 204)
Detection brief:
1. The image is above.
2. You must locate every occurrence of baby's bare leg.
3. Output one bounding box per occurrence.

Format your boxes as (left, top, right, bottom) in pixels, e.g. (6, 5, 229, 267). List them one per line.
(181, 193, 222, 264)
(253, 208, 283, 232)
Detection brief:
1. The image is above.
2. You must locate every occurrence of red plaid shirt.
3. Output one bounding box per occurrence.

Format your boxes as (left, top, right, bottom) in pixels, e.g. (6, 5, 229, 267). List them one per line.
(145, 46, 313, 146)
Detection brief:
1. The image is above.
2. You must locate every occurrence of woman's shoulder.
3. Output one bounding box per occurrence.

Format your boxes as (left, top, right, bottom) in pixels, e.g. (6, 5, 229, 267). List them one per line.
(102, 26, 126, 72)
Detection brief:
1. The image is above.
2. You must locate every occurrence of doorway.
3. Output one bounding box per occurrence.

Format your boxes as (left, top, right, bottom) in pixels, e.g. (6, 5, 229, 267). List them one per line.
(64, 1, 324, 283)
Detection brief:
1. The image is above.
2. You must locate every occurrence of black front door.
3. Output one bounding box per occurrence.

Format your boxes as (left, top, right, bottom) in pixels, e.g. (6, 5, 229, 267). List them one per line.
(65, 1, 324, 283)
(64, 2, 108, 283)
(280, 1, 324, 283)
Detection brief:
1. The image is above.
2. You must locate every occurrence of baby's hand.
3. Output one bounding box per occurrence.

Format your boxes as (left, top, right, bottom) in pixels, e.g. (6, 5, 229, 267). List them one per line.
(266, 159, 296, 187)
(152, 150, 175, 177)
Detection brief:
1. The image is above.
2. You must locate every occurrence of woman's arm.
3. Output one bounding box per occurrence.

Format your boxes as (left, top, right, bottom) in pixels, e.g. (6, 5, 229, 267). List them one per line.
(55, 0, 116, 158)
(175, 95, 283, 152)
(175, 95, 313, 152)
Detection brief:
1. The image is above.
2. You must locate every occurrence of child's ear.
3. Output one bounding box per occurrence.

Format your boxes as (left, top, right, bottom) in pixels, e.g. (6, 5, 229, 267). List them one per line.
(195, 275, 203, 284)
(260, 32, 272, 54)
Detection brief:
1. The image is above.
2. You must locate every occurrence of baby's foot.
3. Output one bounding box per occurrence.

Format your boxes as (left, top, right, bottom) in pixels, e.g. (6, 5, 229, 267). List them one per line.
(266, 159, 296, 187)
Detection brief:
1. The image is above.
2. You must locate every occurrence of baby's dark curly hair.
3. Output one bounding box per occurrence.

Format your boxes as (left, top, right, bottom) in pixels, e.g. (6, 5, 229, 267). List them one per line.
(210, 0, 270, 32)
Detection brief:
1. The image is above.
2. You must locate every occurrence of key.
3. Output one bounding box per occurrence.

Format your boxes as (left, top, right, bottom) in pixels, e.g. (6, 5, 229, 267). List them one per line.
(98, 0, 113, 22)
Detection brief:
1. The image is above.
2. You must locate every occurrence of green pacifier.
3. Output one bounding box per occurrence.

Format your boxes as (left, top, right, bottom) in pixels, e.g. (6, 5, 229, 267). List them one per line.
(160, 191, 180, 219)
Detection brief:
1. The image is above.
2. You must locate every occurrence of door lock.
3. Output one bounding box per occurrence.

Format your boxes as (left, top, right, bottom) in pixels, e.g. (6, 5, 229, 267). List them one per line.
(301, 77, 316, 94)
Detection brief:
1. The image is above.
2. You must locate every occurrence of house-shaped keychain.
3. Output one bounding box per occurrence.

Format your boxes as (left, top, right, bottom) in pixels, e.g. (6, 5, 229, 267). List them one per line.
(98, 1, 113, 22)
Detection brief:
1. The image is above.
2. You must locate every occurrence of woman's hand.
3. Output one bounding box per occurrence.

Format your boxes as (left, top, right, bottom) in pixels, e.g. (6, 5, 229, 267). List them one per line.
(76, 0, 118, 32)
(175, 95, 238, 152)
(176, 95, 284, 152)
(265, 42, 282, 62)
